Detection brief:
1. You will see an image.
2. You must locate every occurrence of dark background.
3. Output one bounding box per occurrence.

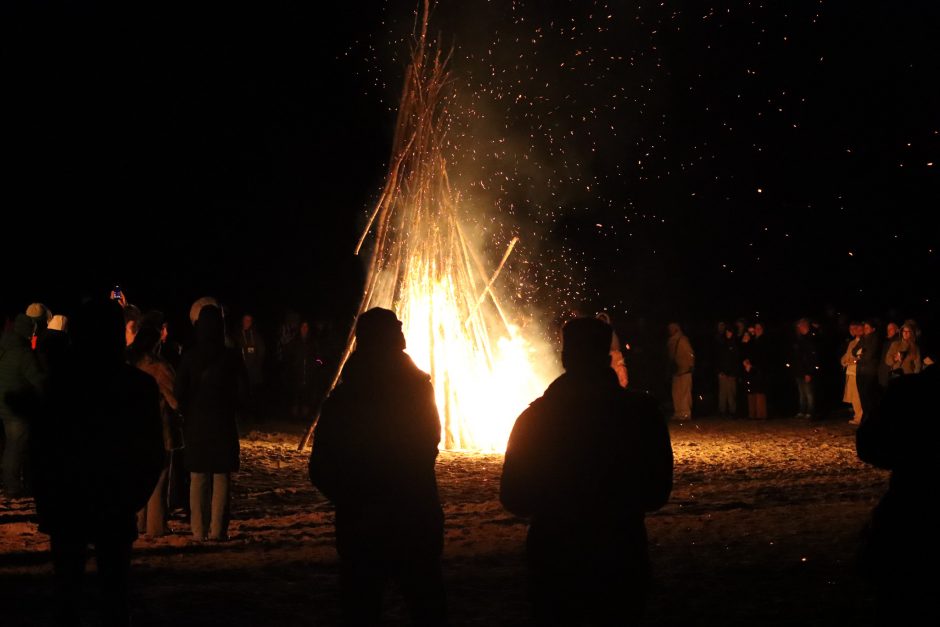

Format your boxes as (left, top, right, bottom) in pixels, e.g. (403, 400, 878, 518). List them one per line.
(2, 1, 937, 342)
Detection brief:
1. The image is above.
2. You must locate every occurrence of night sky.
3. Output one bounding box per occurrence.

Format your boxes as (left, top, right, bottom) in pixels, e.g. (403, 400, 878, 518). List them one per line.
(3, 1, 938, 332)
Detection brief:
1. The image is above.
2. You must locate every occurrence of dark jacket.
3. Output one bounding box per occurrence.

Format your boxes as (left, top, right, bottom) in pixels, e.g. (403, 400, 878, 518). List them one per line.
(742, 336, 769, 394)
(309, 348, 443, 560)
(878, 333, 899, 387)
(716, 336, 740, 377)
(856, 333, 881, 379)
(0, 314, 44, 421)
(856, 366, 937, 586)
(233, 327, 266, 386)
(175, 308, 246, 473)
(790, 332, 819, 378)
(501, 367, 673, 567)
(32, 348, 164, 541)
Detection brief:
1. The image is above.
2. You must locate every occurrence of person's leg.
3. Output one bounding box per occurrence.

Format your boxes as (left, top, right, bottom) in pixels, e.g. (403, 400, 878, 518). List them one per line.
(399, 555, 447, 627)
(727, 377, 737, 415)
(341, 558, 385, 627)
(529, 565, 577, 627)
(848, 375, 862, 421)
(50, 534, 87, 627)
(166, 449, 188, 514)
(679, 373, 693, 418)
(1, 418, 29, 497)
(861, 375, 880, 422)
(585, 569, 648, 627)
(94, 538, 133, 627)
(190, 472, 210, 540)
(805, 379, 816, 417)
(208, 473, 231, 540)
(718, 375, 729, 414)
(146, 467, 169, 536)
(748, 394, 757, 419)
(671, 376, 682, 418)
(796, 378, 808, 415)
(756, 393, 768, 419)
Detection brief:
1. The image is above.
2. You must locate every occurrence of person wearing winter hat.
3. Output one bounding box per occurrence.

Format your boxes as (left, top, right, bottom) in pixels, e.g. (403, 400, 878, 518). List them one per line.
(309, 307, 446, 625)
(25, 303, 53, 350)
(25, 303, 52, 325)
(189, 297, 219, 326)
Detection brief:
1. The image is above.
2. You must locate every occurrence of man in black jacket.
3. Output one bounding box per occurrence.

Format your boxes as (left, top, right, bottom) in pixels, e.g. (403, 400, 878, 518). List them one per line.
(309, 307, 445, 626)
(790, 318, 819, 419)
(855, 320, 882, 423)
(501, 317, 674, 626)
(31, 299, 164, 627)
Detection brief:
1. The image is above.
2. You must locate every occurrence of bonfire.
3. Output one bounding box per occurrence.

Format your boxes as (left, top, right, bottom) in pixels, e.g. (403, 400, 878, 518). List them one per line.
(302, 1, 552, 452)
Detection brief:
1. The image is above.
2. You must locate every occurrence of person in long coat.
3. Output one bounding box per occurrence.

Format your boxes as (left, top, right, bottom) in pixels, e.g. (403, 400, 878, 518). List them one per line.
(175, 305, 246, 541)
(501, 317, 674, 626)
(309, 307, 446, 626)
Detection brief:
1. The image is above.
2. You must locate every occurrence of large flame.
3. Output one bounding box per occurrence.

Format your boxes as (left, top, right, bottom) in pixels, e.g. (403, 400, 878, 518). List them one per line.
(397, 250, 552, 451)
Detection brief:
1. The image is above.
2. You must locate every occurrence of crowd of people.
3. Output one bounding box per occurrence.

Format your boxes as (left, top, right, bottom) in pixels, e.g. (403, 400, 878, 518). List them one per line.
(663, 316, 931, 423)
(0, 294, 934, 625)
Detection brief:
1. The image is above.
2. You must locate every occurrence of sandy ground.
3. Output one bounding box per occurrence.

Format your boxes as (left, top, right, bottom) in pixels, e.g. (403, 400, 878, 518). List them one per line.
(1, 416, 889, 626)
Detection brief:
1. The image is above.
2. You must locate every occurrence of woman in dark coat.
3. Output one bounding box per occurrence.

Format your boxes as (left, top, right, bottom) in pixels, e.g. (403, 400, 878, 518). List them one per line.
(175, 305, 246, 541)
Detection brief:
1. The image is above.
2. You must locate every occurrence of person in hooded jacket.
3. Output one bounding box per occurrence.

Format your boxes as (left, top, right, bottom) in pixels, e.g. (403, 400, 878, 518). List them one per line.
(309, 307, 446, 627)
(30, 299, 164, 627)
(501, 317, 674, 627)
(175, 304, 247, 541)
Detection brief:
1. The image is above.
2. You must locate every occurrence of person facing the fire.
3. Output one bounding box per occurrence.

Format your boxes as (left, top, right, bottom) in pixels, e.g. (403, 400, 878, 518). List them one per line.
(30, 299, 164, 627)
(309, 307, 446, 626)
(500, 316, 674, 627)
(856, 353, 937, 624)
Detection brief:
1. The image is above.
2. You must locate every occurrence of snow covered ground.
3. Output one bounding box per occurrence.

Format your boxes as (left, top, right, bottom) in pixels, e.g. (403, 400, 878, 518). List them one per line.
(0, 417, 889, 626)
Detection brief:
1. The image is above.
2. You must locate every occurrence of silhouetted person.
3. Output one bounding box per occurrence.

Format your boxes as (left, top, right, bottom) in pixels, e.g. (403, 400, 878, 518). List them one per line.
(716, 326, 739, 417)
(309, 307, 446, 627)
(744, 323, 769, 419)
(38, 314, 71, 375)
(856, 320, 881, 425)
(0, 314, 44, 497)
(234, 313, 267, 423)
(128, 326, 179, 537)
(856, 363, 937, 624)
(287, 319, 322, 420)
(790, 318, 819, 419)
(877, 321, 900, 388)
(176, 305, 246, 541)
(501, 317, 674, 627)
(31, 299, 164, 627)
